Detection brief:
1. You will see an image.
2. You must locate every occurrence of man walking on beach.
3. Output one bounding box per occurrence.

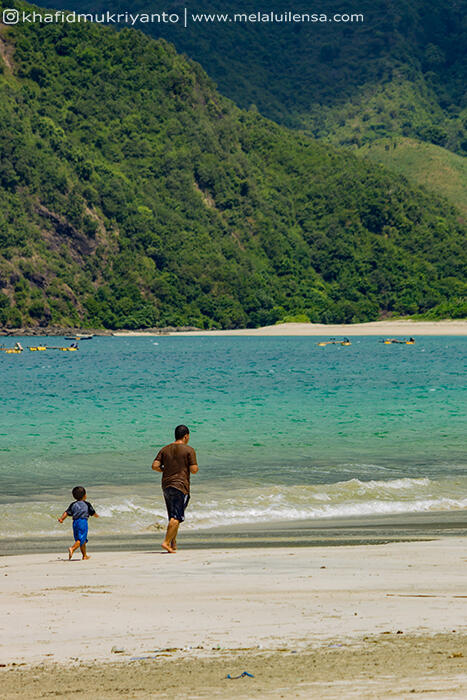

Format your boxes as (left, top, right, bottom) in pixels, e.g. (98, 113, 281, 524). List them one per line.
(152, 425, 198, 553)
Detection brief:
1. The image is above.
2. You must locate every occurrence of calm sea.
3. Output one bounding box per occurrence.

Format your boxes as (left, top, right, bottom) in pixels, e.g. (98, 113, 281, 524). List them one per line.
(1, 336, 466, 540)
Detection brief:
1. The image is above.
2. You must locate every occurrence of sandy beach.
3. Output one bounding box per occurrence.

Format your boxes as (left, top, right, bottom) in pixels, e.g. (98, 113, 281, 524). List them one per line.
(1, 537, 466, 698)
(109, 320, 467, 336)
(168, 320, 467, 336)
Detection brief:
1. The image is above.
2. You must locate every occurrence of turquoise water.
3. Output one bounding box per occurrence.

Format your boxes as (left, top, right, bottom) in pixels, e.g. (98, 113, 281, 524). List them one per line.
(1, 336, 466, 538)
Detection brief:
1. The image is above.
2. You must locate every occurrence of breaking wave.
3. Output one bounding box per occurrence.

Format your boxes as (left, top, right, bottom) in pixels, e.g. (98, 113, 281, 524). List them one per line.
(1, 476, 466, 539)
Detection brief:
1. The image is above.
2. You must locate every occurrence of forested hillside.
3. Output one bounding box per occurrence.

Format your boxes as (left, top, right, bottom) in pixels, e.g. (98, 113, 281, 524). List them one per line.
(52, 0, 467, 156)
(47, 0, 467, 222)
(0, 4, 466, 329)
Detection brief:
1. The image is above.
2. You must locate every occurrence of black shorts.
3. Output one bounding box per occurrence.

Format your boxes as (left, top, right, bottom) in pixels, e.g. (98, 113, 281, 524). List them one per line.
(163, 487, 190, 523)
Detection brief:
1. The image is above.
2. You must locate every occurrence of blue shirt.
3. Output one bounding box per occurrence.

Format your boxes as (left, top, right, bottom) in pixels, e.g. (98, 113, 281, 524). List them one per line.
(66, 500, 96, 520)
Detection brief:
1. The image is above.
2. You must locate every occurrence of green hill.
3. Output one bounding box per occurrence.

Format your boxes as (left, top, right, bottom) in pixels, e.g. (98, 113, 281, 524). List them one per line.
(359, 138, 467, 217)
(46, 0, 467, 223)
(0, 4, 466, 330)
(49, 0, 467, 156)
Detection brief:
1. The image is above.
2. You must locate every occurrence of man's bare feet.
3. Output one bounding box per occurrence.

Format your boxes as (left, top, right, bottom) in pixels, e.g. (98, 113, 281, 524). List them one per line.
(68, 547, 73, 560)
(82, 555, 91, 560)
(161, 541, 175, 553)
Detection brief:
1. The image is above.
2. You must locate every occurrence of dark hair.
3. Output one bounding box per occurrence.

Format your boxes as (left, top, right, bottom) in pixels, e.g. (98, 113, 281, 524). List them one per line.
(174, 424, 189, 440)
(72, 486, 86, 500)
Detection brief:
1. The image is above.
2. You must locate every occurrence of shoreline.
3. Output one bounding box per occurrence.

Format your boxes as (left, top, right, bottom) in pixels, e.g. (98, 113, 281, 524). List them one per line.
(2, 510, 466, 556)
(1, 538, 466, 697)
(1, 319, 467, 337)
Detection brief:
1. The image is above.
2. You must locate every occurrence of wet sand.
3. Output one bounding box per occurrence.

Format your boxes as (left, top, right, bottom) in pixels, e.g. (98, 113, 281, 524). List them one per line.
(1, 537, 466, 698)
(2, 510, 467, 556)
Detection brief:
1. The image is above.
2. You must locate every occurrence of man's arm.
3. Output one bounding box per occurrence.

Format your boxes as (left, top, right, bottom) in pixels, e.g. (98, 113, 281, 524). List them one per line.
(58, 511, 68, 523)
(152, 459, 163, 472)
(190, 463, 199, 474)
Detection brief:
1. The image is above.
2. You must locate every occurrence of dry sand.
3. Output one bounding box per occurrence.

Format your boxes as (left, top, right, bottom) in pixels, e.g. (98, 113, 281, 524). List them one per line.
(112, 320, 467, 336)
(1, 537, 466, 698)
(169, 320, 467, 336)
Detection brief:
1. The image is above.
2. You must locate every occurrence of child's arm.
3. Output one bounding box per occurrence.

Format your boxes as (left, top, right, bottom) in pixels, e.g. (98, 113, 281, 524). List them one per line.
(86, 502, 99, 518)
(58, 511, 68, 523)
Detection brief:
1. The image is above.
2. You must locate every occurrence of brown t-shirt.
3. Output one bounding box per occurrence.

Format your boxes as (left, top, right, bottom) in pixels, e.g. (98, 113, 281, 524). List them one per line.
(155, 443, 197, 495)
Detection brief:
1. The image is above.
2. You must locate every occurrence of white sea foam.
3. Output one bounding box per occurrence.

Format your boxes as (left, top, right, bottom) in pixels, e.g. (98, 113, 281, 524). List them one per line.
(349, 477, 431, 491)
(1, 475, 467, 540)
(184, 495, 467, 529)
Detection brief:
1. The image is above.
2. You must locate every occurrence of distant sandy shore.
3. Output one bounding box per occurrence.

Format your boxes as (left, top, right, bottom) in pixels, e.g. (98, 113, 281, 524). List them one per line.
(168, 320, 467, 336)
(2, 537, 466, 698)
(3, 319, 466, 338)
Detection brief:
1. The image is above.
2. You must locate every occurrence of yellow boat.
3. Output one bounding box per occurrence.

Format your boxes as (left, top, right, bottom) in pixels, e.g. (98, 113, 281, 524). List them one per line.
(2, 341, 24, 353)
(318, 338, 351, 346)
(383, 338, 415, 345)
(29, 346, 47, 351)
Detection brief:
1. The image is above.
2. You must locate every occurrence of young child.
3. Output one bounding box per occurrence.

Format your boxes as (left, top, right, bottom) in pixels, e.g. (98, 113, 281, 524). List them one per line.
(58, 486, 99, 560)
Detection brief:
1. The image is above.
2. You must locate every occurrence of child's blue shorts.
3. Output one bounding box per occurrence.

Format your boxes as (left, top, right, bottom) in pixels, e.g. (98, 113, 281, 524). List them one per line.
(73, 518, 88, 545)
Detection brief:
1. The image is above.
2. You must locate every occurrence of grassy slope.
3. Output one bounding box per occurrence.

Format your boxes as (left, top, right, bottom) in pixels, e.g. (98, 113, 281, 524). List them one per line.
(359, 138, 467, 217)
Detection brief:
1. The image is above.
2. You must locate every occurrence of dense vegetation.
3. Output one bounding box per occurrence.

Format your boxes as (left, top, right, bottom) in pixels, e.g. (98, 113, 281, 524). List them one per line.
(0, 3, 466, 329)
(50, 0, 467, 225)
(53, 0, 467, 156)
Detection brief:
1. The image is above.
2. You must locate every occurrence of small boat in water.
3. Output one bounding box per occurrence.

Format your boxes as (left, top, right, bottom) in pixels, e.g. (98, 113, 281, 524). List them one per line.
(1, 342, 23, 354)
(46, 345, 79, 351)
(382, 337, 415, 345)
(65, 333, 93, 340)
(2, 342, 78, 353)
(317, 338, 351, 346)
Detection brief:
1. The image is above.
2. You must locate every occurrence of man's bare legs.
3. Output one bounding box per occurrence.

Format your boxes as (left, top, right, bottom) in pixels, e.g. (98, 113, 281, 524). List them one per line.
(162, 518, 180, 553)
(80, 542, 90, 560)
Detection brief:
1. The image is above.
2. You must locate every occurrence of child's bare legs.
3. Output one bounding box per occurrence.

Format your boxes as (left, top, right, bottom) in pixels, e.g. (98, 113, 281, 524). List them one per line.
(68, 540, 80, 560)
(68, 540, 90, 559)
